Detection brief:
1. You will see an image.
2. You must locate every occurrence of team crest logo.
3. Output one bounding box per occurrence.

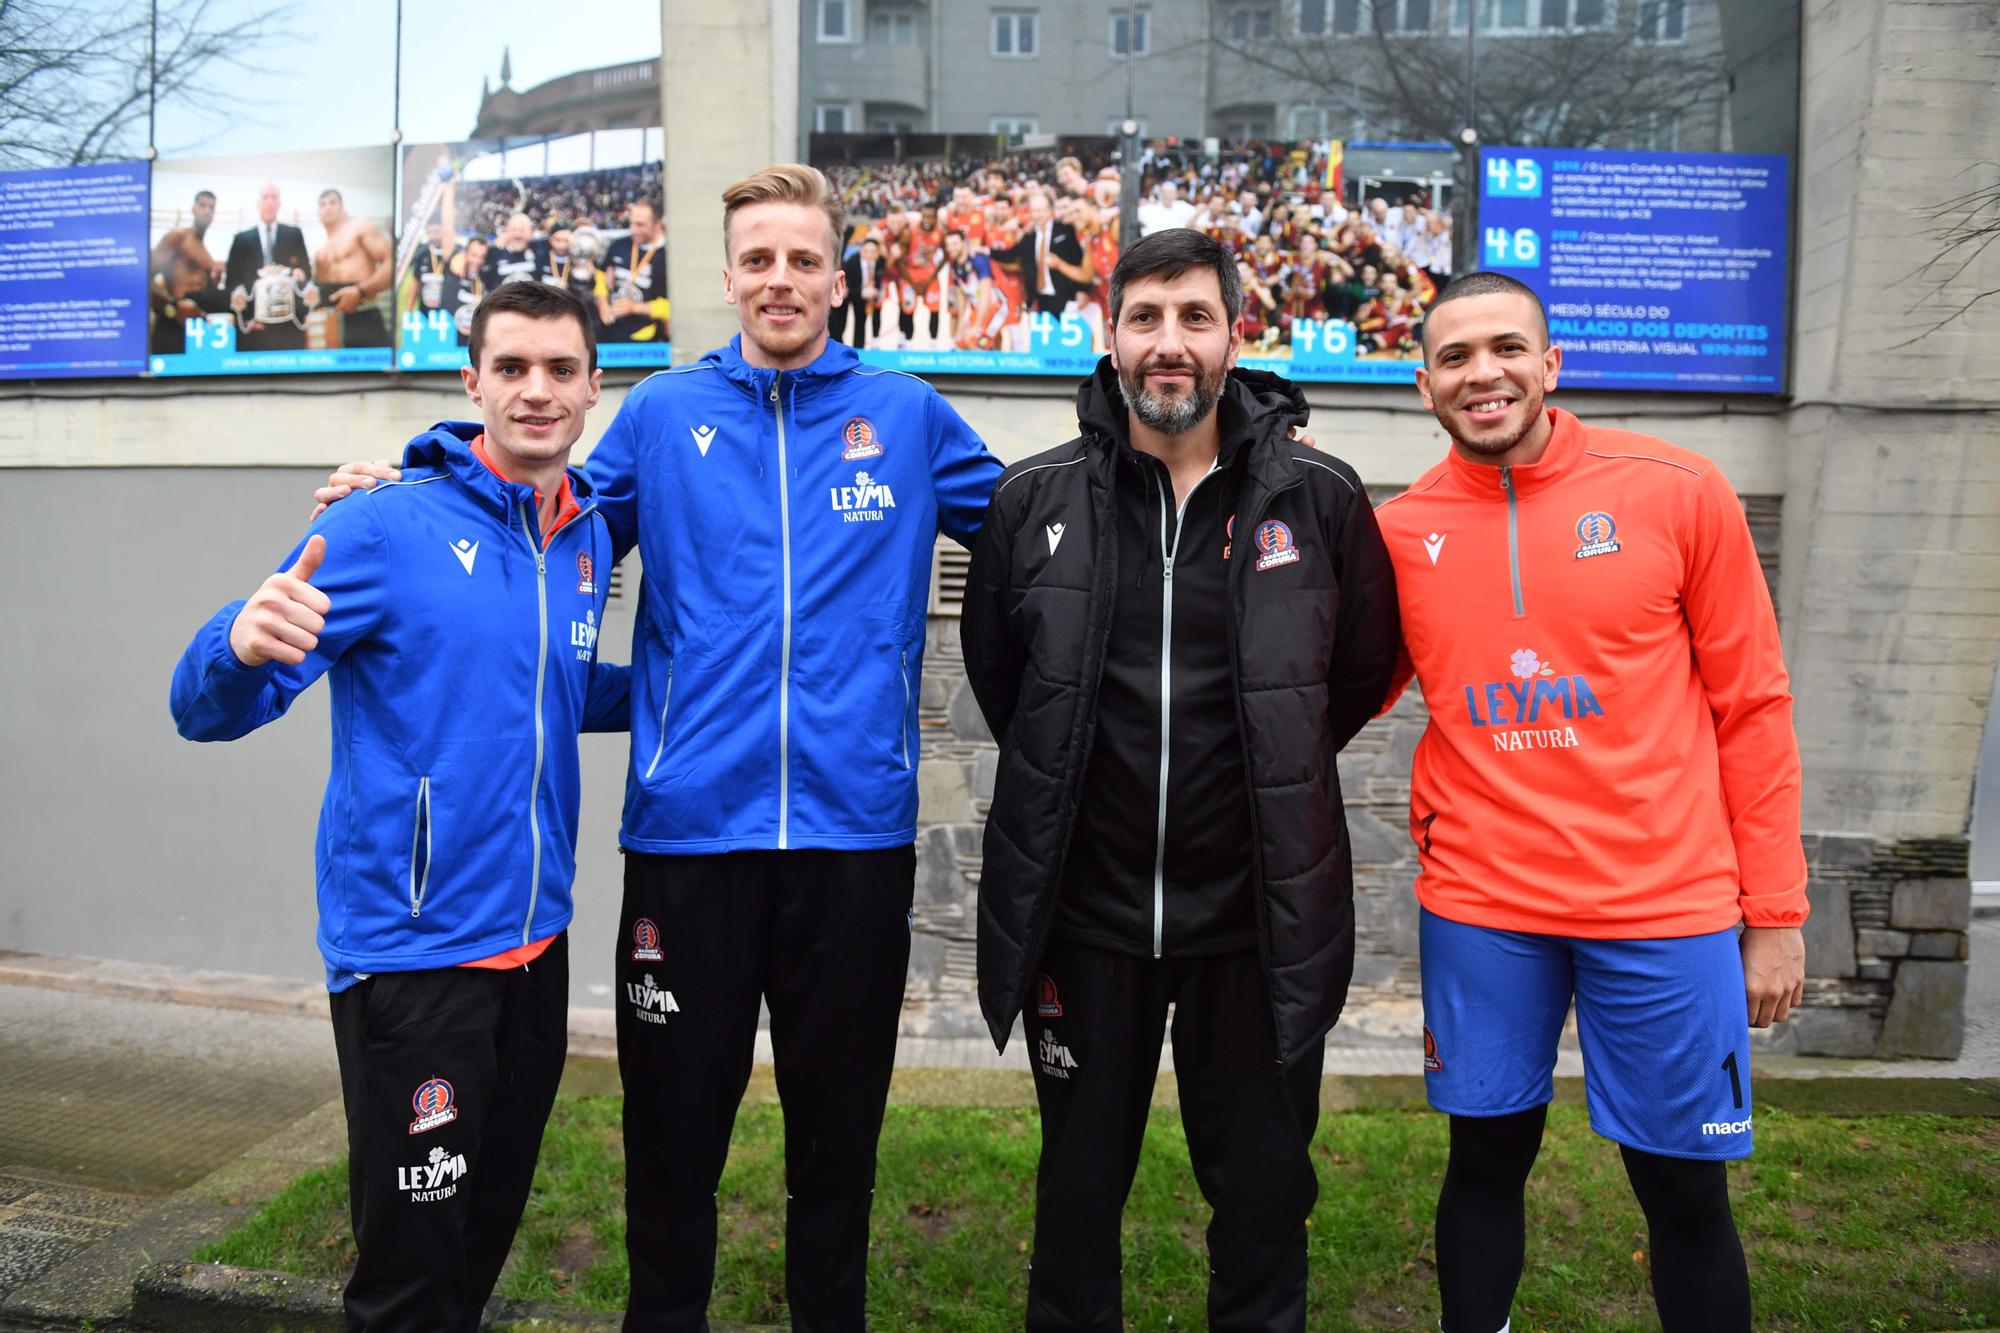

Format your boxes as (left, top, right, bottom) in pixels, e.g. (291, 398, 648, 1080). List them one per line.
(840, 415, 883, 461)
(1223, 513, 1235, 560)
(631, 917, 664, 962)
(408, 1077, 460, 1134)
(1574, 511, 1621, 559)
(1035, 974, 1063, 1018)
(1254, 518, 1301, 571)
(576, 550, 598, 596)
(1423, 1026, 1444, 1073)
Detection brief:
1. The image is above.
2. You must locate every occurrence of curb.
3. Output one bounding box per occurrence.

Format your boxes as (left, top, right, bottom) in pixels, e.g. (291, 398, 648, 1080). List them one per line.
(132, 1262, 778, 1331)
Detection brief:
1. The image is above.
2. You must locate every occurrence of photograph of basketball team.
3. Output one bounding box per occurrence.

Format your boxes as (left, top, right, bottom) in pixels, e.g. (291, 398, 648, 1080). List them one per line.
(395, 134, 668, 366)
(818, 138, 1453, 363)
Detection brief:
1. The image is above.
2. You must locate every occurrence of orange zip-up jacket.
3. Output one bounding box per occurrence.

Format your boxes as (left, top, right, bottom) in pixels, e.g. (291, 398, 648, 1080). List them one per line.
(1375, 407, 1808, 938)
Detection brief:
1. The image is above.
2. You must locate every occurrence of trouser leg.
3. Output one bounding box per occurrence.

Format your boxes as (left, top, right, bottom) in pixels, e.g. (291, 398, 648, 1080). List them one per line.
(763, 846, 916, 1332)
(1023, 939, 1168, 1332)
(331, 966, 505, 1332)
(618, 853, 767, 1332)
(1171, 951, 1323, 1333)
(461, 933, 571, 1315)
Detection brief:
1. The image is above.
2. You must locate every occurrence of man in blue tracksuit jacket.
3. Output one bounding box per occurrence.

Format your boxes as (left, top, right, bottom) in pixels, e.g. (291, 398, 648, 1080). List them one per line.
(587, 165, 1000, 1332)
(172, 283, 629, 1331)
(314, 165, 1002, 1331)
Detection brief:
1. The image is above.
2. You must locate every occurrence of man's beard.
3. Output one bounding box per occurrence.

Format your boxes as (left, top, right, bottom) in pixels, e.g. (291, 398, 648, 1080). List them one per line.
(1121, 357, 1224, 436)
(1444, 389, 1544, 457)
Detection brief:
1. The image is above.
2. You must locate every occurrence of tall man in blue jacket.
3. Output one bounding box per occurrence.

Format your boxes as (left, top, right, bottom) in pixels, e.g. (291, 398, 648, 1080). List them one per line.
(173, 282, 630, 1331)
(316, 164, 1003, 1331)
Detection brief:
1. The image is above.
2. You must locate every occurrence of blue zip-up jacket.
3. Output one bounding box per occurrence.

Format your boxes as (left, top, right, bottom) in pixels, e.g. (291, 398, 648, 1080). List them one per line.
(585, 336, 1002, 852)
(170, 423, 630, 984)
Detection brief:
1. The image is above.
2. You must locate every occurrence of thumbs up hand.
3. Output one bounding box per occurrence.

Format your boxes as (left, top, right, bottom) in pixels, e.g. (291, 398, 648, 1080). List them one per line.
(228, 535, 333, 667)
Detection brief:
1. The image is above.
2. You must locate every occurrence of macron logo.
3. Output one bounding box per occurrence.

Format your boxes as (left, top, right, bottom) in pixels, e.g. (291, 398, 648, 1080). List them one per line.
(690, 424, 717, 457)
(1701, 1116, 1752, 1136)
(1423, 532, 1446, 565)
(1046, 522, 1065, 556)
(450, 539, 478, 575)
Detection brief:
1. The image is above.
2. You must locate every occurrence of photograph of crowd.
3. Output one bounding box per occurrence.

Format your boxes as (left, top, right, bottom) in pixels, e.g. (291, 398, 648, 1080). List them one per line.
(148, 148, 398, 369)
(396, 132, 668, 367)
(815, 137, 1453, 370)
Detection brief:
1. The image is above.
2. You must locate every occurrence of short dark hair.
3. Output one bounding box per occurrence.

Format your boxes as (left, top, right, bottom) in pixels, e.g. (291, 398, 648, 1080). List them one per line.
(1420, 271, 1549, 359)
(319, 187, 342, 206)
(1109, 228, 1243, 327)
(468, 281, 598, 373)
(194, 190, 216, 205)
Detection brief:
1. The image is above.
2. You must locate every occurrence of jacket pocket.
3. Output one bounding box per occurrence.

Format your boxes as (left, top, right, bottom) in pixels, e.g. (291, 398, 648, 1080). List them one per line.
(898, 649, 913, 771)
(407, 775, 434, 918)
(643, 659, 676, 780)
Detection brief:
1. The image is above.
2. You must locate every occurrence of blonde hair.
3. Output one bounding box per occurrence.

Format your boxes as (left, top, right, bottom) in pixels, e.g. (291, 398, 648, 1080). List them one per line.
(721, 163, 846, 261)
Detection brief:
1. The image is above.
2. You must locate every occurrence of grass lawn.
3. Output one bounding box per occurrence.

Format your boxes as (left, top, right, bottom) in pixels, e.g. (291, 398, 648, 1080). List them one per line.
(197, 1098, 1999, 1330)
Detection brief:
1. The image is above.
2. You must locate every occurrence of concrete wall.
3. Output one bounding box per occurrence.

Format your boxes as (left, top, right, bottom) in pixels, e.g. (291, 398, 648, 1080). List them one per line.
(1774, 0, 2000, 1057)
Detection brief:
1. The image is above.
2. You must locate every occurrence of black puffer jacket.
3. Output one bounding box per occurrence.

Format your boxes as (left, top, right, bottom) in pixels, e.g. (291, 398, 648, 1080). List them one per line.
(964, 362, 1401, 1067)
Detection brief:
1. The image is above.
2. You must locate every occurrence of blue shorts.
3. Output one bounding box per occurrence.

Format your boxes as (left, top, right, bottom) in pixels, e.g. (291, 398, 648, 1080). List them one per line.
(1419, 908, 1754, 1160)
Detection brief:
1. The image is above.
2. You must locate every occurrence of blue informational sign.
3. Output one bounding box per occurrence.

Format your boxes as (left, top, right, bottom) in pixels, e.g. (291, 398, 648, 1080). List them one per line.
(0, 162, 149, 379)
(1477, 148, 1789, 393)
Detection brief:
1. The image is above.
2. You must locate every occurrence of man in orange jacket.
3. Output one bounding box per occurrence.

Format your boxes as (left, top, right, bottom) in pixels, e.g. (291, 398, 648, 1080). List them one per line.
(1376, 272, 1807, 1333)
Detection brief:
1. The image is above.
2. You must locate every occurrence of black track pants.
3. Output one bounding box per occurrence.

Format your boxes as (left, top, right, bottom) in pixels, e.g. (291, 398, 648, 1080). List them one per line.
(616, 846, 916, 1333)
(329, 932, 570, 1332)
(1024, 937, 1324, 1332)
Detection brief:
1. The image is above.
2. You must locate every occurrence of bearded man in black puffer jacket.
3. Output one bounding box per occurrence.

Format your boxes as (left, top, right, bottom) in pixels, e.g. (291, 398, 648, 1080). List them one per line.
(963, 227, 1401, 1332)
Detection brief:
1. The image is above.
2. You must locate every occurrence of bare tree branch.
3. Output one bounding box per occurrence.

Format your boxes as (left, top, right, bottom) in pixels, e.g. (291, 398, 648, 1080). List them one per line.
(0, 0, 298, 170)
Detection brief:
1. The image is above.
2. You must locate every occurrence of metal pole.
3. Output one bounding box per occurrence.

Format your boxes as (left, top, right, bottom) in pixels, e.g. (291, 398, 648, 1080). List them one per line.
(1454, 0, 1480, 273)
(146, 0, 158, 151)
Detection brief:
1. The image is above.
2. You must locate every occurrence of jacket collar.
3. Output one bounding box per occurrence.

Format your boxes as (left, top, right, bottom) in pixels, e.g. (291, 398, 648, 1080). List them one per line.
(1074, 357, 1311, 485)
(1443, 406, 1586, 499)
(399, 420, 597, 524)
(703, 333, 860, 397)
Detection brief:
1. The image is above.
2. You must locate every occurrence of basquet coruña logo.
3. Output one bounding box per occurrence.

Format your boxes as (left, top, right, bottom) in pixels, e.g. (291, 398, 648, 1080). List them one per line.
(576, 550, 598, 596)
(840, 415, 884, 461)
(1254, 518, 1300, 571)
(1574, 510, 1621, 559)
(1035, 974, 1063, 1018)
(408, 1077, 459, 1134)
(1423, 1025, 1444, 1073)
(631, 917, 664, 963)
(1462, 648, 1604, 752)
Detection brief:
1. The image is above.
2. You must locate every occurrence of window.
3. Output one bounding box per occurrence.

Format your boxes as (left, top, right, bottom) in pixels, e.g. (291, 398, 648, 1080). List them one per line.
(992, 10, 1039, 56)
(1451, 0, 1532, 31)
(815, 103, 849, 133)
(1300, 0, 1327, 34)
(1637, 0, 1684, 42)
(867, 112, 917, 132)
(869, 8, 917, 43)
(1374, 0, 1432, 32)
(1111, 7, 1150, 56)
(1225, 6, 1276, 40)
(818, 0, 852, 42)
(992, 116, 1040, 138)
(1540, 0, 1612, 27)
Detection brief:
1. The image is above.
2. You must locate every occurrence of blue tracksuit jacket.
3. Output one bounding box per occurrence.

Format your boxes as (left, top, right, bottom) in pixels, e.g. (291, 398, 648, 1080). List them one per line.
(171, 423, 630, 983)
(584, 335, 1001, 852)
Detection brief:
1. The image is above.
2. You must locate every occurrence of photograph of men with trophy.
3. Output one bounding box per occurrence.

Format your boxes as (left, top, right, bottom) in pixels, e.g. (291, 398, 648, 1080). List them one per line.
(148, 147, 397, 373)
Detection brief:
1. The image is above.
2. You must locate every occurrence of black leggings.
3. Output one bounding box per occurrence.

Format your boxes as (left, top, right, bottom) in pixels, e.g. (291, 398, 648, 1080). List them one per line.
(1435, 1108, 1750, 1333)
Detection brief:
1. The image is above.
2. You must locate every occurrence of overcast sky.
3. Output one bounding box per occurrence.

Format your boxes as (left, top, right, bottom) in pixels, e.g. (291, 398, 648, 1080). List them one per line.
(150, 0, 660, 159)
